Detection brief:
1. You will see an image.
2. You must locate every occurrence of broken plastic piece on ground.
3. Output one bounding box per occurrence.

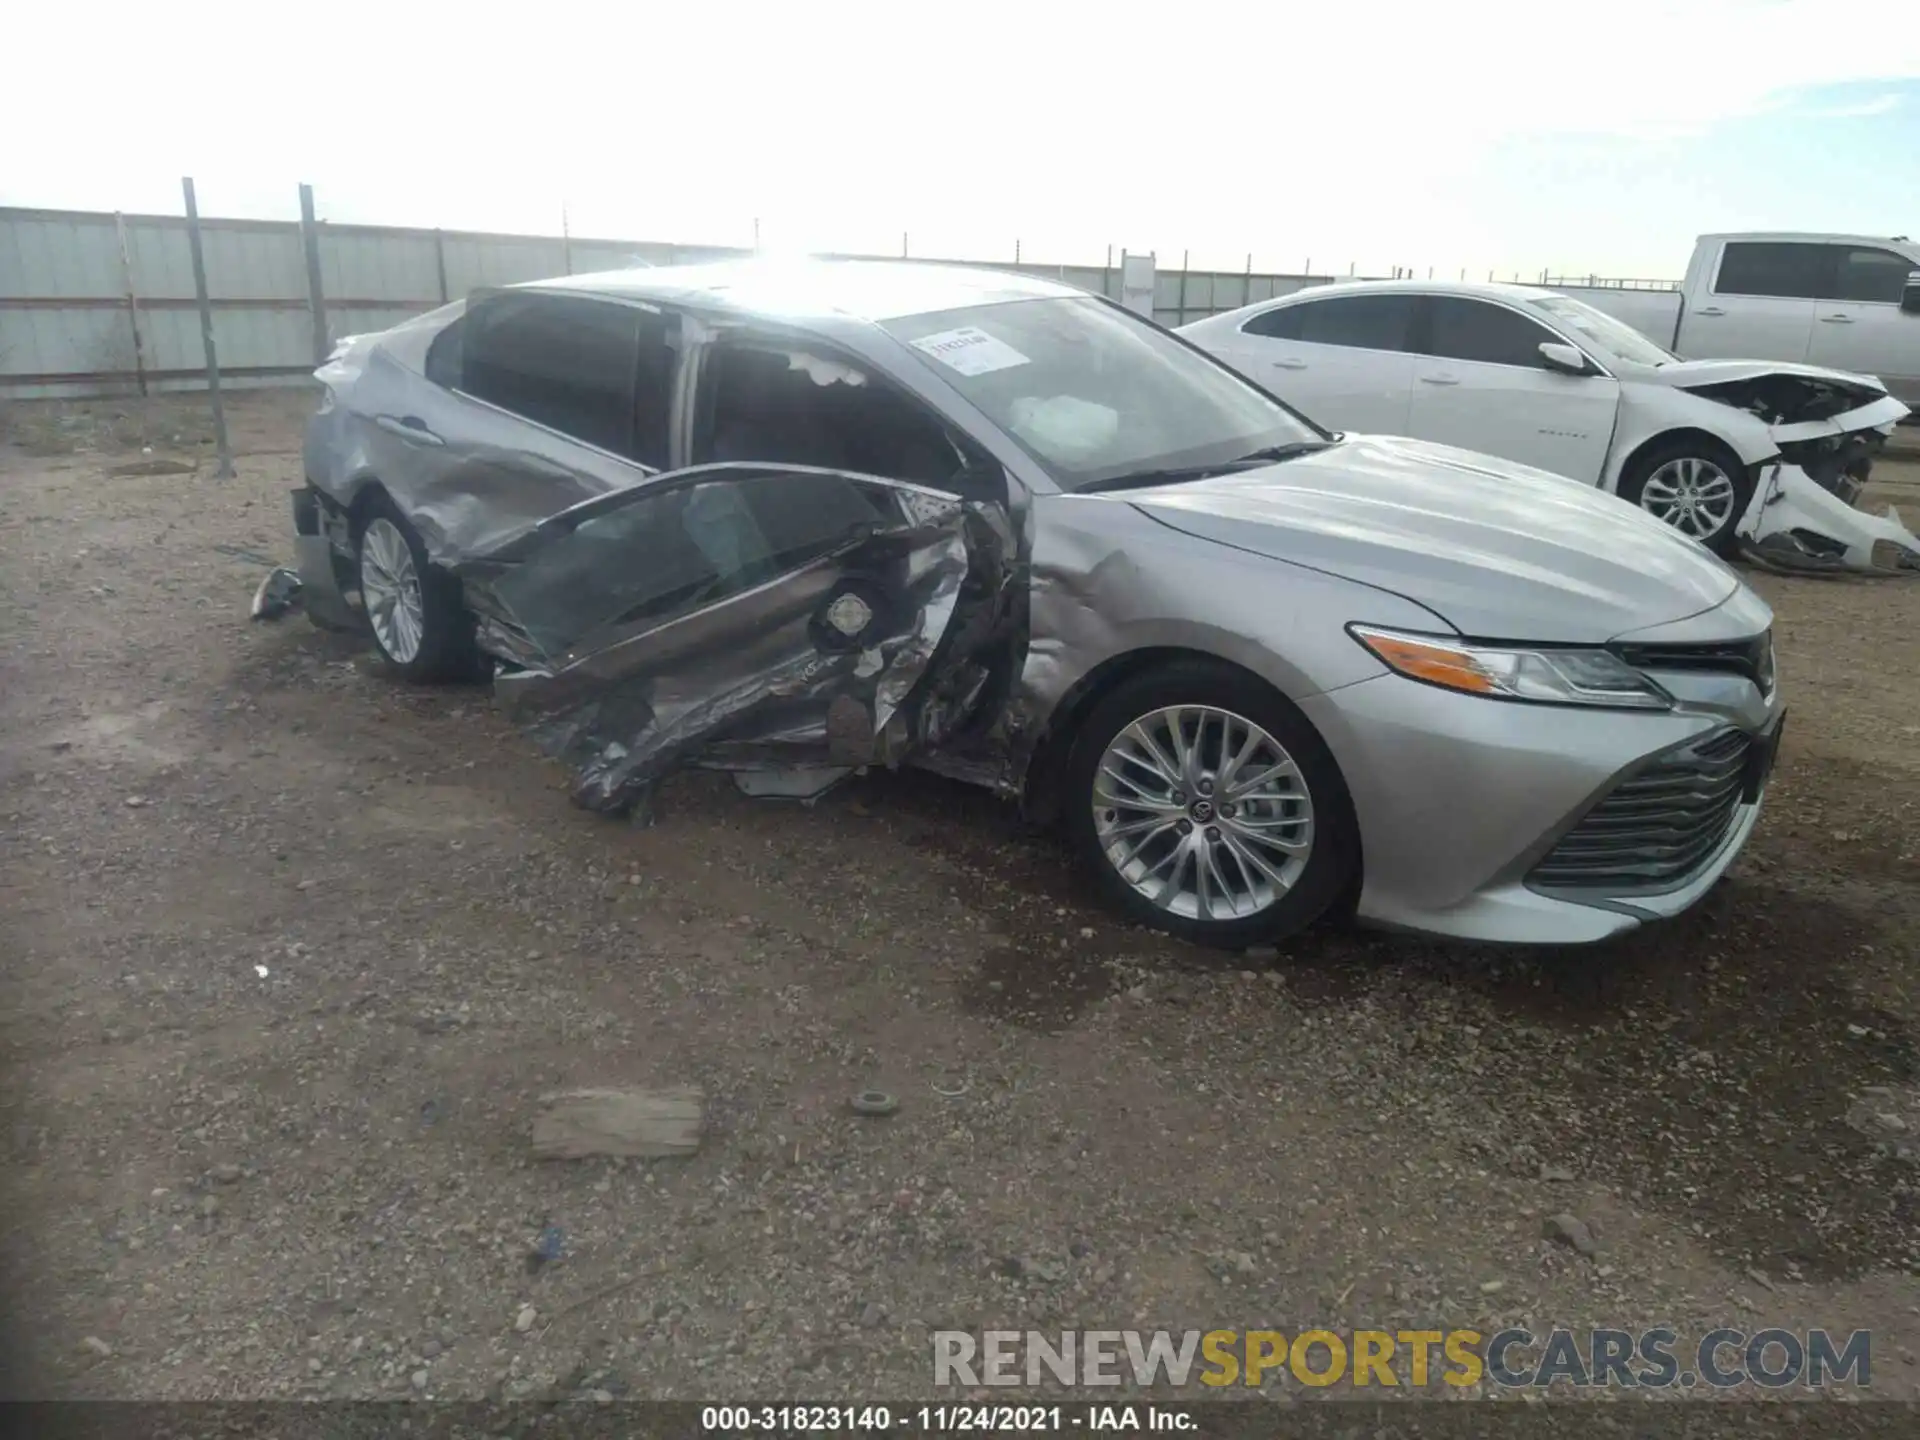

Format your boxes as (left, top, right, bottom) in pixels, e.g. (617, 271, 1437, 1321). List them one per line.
(849, 1090, 900, 1117)
(525, 1224, 566, 1272)
(251, 567, 304, 620)
(1738, 533, 1850, 576)
(730, 766, 854, 801)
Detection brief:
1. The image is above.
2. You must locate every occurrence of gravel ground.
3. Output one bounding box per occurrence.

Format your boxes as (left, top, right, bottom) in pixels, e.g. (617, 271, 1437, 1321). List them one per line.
(2, 392, 1919, 1407)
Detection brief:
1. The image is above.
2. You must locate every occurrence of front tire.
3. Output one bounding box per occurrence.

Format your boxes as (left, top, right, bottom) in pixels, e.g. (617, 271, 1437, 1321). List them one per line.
(1063, 660, 1358, 950)
(1617, 439, 1753, 558)
(352, 495, 480, 681)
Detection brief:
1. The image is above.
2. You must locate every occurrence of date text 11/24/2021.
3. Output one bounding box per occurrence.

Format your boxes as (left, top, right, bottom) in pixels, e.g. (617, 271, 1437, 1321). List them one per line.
(701, 1405, 1196, 1432)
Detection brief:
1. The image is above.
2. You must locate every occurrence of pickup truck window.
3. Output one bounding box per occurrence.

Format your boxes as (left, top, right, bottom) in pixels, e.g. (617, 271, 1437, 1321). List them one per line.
(1714, 242, 1831, 300)
(1833, 247, 1914, 304)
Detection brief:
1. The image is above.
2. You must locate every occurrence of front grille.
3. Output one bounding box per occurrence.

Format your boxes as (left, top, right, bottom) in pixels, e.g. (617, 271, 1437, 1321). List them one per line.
(1612, 630, 1773, 698)
(1528, 728, 1751, 892)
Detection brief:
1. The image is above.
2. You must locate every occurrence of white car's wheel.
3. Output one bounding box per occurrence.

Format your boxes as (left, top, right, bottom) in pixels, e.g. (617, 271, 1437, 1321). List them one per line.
(1618, 440, 1753, 557)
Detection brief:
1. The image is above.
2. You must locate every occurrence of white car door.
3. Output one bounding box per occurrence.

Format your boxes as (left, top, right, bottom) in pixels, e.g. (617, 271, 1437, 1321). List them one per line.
(1214, 293, 1420, 435)
(1404, 296, 1619, 482)
(1805, 243, 1920, 398)
(1684, 240, 1819, 363)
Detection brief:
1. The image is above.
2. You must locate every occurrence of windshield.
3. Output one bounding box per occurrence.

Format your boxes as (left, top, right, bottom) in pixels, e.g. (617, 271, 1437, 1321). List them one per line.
(1530, 295, 1676, 368)
(881, 297, 1324, 490)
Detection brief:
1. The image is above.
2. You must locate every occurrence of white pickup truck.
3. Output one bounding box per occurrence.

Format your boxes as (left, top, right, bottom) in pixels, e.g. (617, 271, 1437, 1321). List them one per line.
(1554, 232, 1920, 413)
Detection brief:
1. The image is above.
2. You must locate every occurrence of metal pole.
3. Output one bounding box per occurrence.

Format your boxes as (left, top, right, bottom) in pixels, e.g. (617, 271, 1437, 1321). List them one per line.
(1015, 237, 1022, 264)
(298, 183, 329, 367)
(561, 203, 573, 274)
(181, 177, 233, 479)
(1104, 243, 1114, 300)
(753, 217, 760, 251)
(1177, 250, 1189, 328)
(901, 231, 909, 259)
(433, 229, 449, 303)
(112, 212, 148, 397)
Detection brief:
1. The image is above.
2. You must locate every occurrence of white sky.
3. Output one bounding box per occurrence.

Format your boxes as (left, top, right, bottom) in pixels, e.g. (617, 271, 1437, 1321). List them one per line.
(4, 0, 1917, 278)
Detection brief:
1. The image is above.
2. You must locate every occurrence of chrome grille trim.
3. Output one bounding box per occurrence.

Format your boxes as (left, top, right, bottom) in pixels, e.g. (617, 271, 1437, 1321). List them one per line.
(1611, 630, 1774, 698)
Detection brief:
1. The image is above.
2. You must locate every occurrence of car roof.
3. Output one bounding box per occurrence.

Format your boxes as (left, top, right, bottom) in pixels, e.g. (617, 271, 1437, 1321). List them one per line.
(523, 258, 1084, 324)
(1263, 278, 1553, 306)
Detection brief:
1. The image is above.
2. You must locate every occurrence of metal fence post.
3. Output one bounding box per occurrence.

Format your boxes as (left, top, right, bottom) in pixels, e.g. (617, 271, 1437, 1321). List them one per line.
(181, 177, 234, 479)
(298, 183, 329, 367)
(1177, 250, 1189, 327)
(561, 203, 573, 275)
(433, 229, 449, 303)
(112, 212, 148, 397)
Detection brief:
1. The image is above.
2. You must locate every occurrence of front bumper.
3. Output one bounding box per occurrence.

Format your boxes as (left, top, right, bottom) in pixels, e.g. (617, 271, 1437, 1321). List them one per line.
(1300, 667, 1782, 945)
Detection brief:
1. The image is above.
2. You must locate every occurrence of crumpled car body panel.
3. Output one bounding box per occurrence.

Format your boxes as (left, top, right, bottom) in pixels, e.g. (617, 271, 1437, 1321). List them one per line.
(455, 464, 1010, 814)
(1596, 361, 1915, 574)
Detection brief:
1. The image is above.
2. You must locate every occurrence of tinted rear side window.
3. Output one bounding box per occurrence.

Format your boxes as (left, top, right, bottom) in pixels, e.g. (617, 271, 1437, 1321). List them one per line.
(1713, 243, 1833, 300)
(1290, 295, 1418, 352)
(1240, 304, 1304, 339)
(1423, 297, 1558, 368)
(460, 293, 674, 466)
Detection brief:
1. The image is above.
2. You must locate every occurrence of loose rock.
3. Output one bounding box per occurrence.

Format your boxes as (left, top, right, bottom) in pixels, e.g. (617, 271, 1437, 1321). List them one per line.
(1544, 1213, 1598, 1258)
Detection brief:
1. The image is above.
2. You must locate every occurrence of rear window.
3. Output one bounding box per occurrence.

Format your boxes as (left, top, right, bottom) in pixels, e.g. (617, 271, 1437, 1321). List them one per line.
(459, 292, 674, 466)
(1288, 294, 1419, 352)
(1714, 243, 1832, 300)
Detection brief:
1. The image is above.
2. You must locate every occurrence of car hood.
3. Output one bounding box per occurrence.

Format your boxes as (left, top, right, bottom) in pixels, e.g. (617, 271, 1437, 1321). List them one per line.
(1641, 357, 1890, 393)
(1628, 359, 1911, 434)
(1124, 435, 1742, 644)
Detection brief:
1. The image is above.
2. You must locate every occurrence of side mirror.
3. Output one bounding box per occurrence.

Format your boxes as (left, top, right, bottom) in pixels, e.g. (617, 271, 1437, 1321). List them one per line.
(1901, 272, 1920, 315)
(1538, 341, 1591, 375)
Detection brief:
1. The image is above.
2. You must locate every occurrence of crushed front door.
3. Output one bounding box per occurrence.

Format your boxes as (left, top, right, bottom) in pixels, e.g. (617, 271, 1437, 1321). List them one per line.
(456, 461, 1006, 814)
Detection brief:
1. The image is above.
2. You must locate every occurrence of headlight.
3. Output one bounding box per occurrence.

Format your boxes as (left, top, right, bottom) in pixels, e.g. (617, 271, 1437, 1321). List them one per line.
(1349, 626, 1672, 710)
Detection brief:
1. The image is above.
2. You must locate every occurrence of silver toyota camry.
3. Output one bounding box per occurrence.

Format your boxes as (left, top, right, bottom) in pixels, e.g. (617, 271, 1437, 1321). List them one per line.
(293, 259, 1785, 949)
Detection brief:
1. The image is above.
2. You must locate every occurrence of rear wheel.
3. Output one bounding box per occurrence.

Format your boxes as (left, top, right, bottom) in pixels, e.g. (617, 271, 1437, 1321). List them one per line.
(352, 495, 481, 681)
(1063, 660, 1358, 950)
(1617, 439, 1753, 557)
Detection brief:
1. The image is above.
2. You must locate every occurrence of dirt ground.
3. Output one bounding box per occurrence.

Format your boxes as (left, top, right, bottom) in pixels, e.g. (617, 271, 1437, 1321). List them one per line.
(2, 391, 1919, 1409)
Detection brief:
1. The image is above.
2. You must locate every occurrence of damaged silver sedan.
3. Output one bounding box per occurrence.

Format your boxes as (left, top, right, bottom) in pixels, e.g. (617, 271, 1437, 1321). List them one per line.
(293, 260, 1785, 947)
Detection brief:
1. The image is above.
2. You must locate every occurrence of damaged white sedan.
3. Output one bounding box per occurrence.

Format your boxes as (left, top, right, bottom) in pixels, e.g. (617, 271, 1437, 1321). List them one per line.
(293, 260, 1786, 949)
(1180, 280, 1917, 573)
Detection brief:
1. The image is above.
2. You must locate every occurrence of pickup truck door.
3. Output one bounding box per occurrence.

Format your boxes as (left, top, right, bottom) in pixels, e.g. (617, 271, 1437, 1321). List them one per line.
(1404, 296, 1619, 483)
(1680, 240, 1818, 363)
(1804, 243, 1920, 403)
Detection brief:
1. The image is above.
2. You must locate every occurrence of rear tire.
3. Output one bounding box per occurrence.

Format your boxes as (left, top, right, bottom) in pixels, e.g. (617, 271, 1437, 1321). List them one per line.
(1063, 659, 1359, 951)
(352, 494, 482, 682)
(1617, 438, 1753, 558)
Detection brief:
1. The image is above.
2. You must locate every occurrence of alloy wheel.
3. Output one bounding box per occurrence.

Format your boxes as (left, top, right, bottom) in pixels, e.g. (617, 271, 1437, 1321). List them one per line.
(1639, 456, 1738, 540)
(1090, 704, 1315, 923)
(359, 517, 426, 665)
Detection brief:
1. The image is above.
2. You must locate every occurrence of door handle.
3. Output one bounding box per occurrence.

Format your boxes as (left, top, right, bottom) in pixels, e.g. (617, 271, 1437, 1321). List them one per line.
(1695, 306, 1726, 317)
(1418, 375, 1460, 386)
(376, 414, 444, 446)
(1270, 358, 1307, 370)
(1819, 313, 1854, 324)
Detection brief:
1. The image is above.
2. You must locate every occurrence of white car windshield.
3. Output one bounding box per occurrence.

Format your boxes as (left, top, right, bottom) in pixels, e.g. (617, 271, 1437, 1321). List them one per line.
(1530, 295, 1676, 368)
(882, 297, 1324, 490)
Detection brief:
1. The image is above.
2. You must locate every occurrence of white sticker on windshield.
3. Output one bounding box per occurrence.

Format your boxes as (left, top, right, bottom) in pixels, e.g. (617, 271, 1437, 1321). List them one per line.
(909, 327, 1031, 377)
